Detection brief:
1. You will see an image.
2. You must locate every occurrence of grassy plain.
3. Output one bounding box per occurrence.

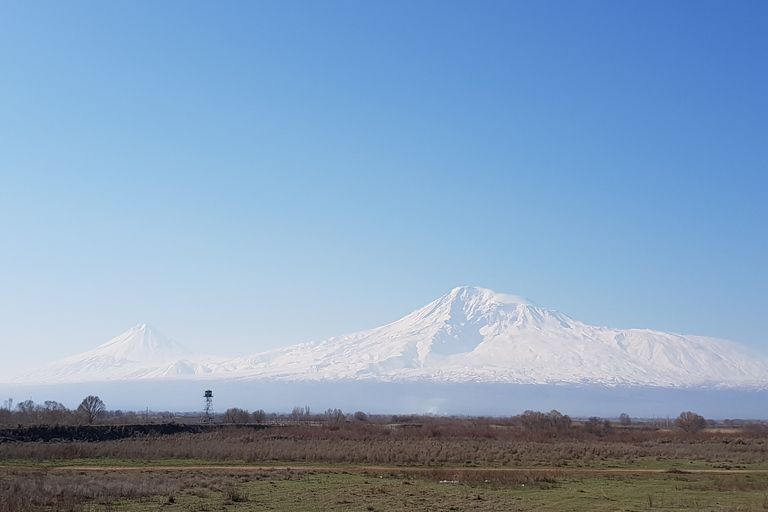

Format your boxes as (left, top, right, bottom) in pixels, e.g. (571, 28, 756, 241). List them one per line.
(3, 421, 768, 511)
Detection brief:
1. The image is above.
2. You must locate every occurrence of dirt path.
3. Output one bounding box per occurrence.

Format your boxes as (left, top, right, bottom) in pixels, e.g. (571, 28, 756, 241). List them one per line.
(1, 464, 765, 475)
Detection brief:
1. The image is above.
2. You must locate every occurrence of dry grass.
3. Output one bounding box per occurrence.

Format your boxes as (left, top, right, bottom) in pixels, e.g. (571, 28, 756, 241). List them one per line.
(0, 468, 313, 512)
(3, 420, 768, 511)
(2, 423, 768, 466)
(5, 466, 768, 512)
(365, 467, 563, 488)
(0, 471, 205, 512)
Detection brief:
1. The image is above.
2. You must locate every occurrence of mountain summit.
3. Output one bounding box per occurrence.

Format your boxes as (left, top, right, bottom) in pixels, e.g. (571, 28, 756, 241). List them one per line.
(10, 324, 208, 383)
(8, 287, 768, 388)
(91, 324, 192, 363)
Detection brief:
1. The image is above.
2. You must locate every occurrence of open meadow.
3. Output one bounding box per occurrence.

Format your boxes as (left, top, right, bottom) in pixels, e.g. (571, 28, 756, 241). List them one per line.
(3, 413, 768, 511)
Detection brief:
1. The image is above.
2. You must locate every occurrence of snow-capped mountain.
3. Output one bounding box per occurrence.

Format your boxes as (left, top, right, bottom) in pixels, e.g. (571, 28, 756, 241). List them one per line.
(9, 287, 768, 389)
(224, 286, 768, 388)
(10, 324, 217, 383)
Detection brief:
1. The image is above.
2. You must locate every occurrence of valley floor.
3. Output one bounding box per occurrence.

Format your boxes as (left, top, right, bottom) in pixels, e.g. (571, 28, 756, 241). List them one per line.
(3, 421, 768, 511)
(3, 462, 768, 511)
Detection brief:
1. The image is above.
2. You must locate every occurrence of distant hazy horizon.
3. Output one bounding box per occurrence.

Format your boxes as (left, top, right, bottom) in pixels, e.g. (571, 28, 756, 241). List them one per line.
(0, 1, 765, 375)
(6, 380, 768, 420)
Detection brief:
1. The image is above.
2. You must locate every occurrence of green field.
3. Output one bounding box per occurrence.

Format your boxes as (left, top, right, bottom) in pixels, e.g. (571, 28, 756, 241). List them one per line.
(3, 460, 768, 511)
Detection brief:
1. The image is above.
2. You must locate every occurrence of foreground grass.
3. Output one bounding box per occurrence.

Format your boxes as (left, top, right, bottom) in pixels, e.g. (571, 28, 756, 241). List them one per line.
(4, 462, 768, 511)
(3, 455, 768, 471)
(4, 423, 768, 510)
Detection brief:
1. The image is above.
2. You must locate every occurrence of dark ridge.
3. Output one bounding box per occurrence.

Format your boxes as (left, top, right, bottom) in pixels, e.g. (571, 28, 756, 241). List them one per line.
(0, 423, 268, 443)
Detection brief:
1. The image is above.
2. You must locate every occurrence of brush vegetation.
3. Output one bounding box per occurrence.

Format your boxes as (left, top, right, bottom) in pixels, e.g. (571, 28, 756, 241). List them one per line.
(3, 405, 768, 510)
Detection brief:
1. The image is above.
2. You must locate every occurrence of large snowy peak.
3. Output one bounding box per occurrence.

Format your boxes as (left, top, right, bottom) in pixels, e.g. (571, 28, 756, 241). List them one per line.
(231, 286, 579, 380)
(226, 286, 541, 378)
(412, 286, 573, 358)
(228, 286, 768, 388)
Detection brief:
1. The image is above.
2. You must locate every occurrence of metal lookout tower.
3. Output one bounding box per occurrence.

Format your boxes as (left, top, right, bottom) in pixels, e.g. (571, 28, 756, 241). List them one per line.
(202, 389, 214, 423)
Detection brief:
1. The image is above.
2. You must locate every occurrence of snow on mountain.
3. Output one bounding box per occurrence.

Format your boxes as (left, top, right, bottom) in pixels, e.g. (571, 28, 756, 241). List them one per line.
(9, 324, 217, 383)
(223, 286, 768, 388)
(9, 287, 768, 388)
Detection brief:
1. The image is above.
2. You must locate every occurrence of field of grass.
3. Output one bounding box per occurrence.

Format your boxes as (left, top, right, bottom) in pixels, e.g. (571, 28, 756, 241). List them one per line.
(3, 421, 768, 511)
(3, 462, 768, 511)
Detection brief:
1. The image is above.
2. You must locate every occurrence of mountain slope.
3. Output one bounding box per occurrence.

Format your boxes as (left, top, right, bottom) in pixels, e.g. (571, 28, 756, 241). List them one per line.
(8, 288, 768, 388)
(10, 324, 216, 383)
(223, 286, 768, 388)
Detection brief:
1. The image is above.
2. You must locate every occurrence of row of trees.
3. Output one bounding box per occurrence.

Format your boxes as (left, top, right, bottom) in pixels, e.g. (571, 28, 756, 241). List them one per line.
(222, 406, 366, 425)
(511, 410, 708, 434)
(0, 396, 710, 433)
(0, 396, 105, 426)
(514, 410, 572, 431)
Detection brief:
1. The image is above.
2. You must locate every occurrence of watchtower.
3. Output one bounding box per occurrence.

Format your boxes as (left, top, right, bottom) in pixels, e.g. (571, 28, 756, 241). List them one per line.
(202, 389, 214, 423)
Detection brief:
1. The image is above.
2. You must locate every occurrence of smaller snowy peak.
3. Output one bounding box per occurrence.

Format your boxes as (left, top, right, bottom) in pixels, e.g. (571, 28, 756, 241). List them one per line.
(93, 324, 192, 363)
(7, 324, 202, 384)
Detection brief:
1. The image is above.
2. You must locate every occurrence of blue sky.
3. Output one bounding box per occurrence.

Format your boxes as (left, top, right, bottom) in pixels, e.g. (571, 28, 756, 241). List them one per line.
(0, 1, 766, 372)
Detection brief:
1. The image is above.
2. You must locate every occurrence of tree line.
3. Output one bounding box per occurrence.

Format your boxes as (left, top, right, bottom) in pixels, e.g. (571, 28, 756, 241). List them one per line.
(0, 396, 712, 434)
(1, 396, 105, 426)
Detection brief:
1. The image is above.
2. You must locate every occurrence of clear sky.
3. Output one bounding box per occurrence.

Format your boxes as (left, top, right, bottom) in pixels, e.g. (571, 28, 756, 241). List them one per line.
(0, 1, 766, 374)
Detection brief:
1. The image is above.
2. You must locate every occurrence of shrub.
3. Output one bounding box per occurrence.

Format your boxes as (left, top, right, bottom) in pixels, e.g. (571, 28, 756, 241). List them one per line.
(674, 411, 707, 433)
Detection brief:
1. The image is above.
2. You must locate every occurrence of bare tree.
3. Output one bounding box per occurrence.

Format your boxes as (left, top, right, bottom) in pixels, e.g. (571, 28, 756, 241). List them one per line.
(290, 406, 311, 423)
(674, 411, 707, 433)
(549, 410, 572, 430)
(0, 399, 11, 425)
(252, 409, 266, 424)
(17, 399, 41, 424)
(585, 416, 602, 434)
(224, 407, 250, 423)
(325, 408, 344, 424)
(42, 401, 68, 424)
(78, 395, 106, 425)
(619, 413, 632, 426)
(516, 410, 548, 430)
(515, 410, 571, 431)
